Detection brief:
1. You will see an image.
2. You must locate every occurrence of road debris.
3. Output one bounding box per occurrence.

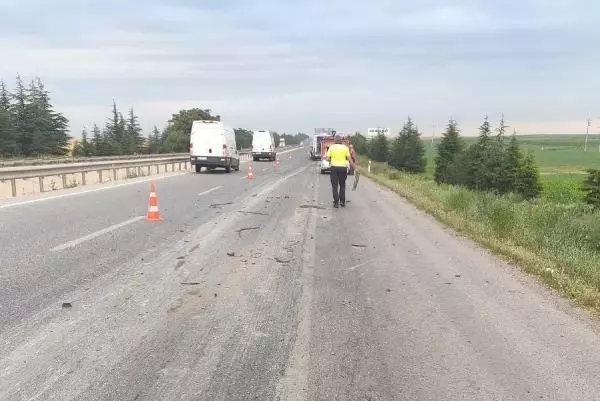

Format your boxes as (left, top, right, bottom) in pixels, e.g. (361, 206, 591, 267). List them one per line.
(351, 244, 367, 248)
(209, 202, 233, 208)
(181, 282, 201, 286)
(227, 251, 235, 257)
(62, 302, 72, 308)
(237, 210, 268, 216)
(275, 257, 291, 264)
(236, 226, 260, 237)
(299, 205, 325, 209)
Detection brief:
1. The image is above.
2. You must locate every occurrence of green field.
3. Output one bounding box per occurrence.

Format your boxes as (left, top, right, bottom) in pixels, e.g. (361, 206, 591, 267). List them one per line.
(360, 134, 600, 314)
(423, 135, 600, 204)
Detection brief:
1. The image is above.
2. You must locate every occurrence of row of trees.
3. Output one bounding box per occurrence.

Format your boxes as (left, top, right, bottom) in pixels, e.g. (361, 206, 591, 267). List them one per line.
(0, 76, 69, 156)
(0, 76, 306, 158)
(349, 116, 542, 200)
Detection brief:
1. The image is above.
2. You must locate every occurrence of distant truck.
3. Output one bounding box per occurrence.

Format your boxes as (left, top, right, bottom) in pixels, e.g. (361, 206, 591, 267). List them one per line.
(279, 137, 286, 147)
(319, 136, 354, 175)
(252, 130, 276, 161)
(190, 120, 240, 173)
(310, 134, 329, 161)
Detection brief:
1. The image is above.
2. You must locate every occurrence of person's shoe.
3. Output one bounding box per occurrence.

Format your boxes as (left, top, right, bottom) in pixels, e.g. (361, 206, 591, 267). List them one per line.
(333, 201, 339, 208)
(340, 201, 345, 207)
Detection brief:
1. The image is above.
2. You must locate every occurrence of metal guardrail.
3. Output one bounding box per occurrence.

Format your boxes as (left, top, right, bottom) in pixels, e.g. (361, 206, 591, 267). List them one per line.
(0, 146, 297, 198)
(0, 156, 192, 197)
(0, 149, 252, 168)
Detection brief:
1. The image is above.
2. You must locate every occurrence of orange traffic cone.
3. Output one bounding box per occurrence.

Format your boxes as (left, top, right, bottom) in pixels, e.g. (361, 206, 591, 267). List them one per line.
(246, 164, 254, 180)
(146, 182, 161, 221)
(275, 157, 280, 168)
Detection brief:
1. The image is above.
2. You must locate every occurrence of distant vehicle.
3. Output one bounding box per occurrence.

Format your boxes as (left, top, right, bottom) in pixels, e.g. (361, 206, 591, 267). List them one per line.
(319, 136, 354, 175)
(252, 130, 276, 161)
(279, 137, 286, 147)
(189, 120, 240, 173)
(310, 134, 329, 161)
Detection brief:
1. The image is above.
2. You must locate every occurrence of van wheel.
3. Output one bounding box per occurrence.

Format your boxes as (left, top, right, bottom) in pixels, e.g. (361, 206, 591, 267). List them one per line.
(226, 165, 231, 173)
(195, 165, 201, 173)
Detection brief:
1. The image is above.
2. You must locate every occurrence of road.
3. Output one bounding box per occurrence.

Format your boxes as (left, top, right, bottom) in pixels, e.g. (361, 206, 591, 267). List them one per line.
(2, 146, 600, 400)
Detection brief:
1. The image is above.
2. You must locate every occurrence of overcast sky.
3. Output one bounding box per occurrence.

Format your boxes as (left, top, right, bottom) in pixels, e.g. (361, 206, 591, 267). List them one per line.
(1, 0, 599, 137)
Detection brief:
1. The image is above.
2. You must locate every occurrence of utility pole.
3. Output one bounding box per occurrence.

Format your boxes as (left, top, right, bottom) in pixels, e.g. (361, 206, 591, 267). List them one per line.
(585, 118, 591, 152)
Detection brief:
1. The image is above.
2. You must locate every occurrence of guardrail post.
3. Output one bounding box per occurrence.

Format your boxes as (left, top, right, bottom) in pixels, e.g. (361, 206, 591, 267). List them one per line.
(39, 176, 44, 193)
(147, 166, 151, 175)
(98, 170, 103, 183)
(82, 171, 86, 185)
(113, 168, 117, 181)
(11, 178, 17, 197)
(137, 166, 141, 177)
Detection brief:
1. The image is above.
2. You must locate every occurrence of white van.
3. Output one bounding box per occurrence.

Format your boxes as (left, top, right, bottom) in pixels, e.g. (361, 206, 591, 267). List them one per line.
(190, 120, 240, 173)
(252, 130, 276, 161)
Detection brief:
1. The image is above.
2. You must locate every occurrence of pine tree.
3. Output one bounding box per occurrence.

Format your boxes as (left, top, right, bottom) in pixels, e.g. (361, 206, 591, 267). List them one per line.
(434, 119, 464, 184)
(91, 123, 103, 156)
(104, 101, 124, 155)
(500, 131, 522, 194)
(0, 81, 16, 155)
(389, 117, 426, 173)
(125, 108, 143, 154)
(80, 128, 93, 156)
(368, 133, 389, 162)
(516, 151, 542, 200)
(11, 75, 30, 155)
(148, 125, 162, 153)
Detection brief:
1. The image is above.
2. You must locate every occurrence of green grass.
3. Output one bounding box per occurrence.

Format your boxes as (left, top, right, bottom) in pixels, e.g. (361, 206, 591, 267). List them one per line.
(359, 134, 600, 314)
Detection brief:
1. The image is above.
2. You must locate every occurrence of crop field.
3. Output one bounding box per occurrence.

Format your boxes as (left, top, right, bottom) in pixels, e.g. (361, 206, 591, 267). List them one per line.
(423, 134, 600, 204)
(361, 134, 600, 313)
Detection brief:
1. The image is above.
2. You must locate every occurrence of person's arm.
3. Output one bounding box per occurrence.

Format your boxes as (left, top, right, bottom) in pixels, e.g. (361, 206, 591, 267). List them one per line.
(346, 147, 357, 171)
(325, 146, 331, 162)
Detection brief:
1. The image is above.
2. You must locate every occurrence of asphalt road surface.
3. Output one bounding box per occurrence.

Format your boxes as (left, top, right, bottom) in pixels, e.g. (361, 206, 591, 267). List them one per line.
(2, 146, 600, 400)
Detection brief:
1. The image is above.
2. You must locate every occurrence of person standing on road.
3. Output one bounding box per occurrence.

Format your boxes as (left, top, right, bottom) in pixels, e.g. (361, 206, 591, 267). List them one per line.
(326, 134, 357, 208)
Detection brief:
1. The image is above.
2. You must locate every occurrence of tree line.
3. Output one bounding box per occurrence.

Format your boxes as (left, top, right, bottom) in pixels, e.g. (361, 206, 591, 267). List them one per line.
(349, 116, 542, 200)
(0, 76, 69, 156)
(0, 76, 308, 159)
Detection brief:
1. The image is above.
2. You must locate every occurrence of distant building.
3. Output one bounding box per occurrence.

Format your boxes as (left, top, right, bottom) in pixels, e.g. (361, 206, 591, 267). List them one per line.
(65, 138, 77, 156)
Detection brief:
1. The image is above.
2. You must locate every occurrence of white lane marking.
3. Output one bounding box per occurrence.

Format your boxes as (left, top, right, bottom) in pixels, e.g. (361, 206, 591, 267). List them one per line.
(198, 186, 223, 196)
(50, 216, 145, 252)
(0, 173, 187, 210)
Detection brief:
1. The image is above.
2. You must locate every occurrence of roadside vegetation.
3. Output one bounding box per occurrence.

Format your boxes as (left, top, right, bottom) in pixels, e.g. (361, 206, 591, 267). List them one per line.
(0, 75, 308, 159)
(350, 118, 600, 313)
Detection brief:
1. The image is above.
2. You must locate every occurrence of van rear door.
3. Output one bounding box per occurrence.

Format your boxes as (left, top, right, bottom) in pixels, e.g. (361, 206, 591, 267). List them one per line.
(191, 122, 226, 158)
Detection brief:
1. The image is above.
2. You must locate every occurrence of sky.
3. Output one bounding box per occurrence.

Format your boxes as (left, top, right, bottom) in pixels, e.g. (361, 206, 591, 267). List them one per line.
(1, 0, 600, 137)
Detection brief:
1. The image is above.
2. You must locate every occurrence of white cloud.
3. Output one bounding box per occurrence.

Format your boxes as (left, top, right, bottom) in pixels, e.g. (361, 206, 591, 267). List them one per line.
(1, 0, 600, 136)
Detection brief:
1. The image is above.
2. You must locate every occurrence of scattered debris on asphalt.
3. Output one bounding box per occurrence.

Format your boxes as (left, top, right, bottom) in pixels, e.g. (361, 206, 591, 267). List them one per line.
(284, 195, 290, 199)
(275, 257, 291, 264)
(351, 244, 367, 248)
(62, 302, 72, 308)
(209, 202, 233, 208)
(236, 226, 261, 237)
(299, 205, 325, 209)
(237, 210, 268, 216)
(227, 251, 235, 257)
(176, 256, 185, 260)
(386, 288, 392, 292)
(455, 274, 461, 278)
(181, 282, 201, 286)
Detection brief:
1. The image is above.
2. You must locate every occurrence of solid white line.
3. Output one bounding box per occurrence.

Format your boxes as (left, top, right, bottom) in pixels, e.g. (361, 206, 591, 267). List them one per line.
(198, 186, 223, 196)
(50, 216, 145, 252)
(0, 173, 186, 210)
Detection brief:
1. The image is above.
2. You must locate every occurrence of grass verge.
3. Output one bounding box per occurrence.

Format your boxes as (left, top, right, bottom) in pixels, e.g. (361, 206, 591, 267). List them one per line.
(360, 156, 600, 314)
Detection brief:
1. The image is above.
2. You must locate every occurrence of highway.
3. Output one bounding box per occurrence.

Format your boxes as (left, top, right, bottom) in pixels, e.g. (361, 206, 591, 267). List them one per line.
(2, 145, 600, 400)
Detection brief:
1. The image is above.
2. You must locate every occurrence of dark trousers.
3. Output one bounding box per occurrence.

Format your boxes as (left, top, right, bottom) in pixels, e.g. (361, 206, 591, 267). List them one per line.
(330, 166, 348, 204)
